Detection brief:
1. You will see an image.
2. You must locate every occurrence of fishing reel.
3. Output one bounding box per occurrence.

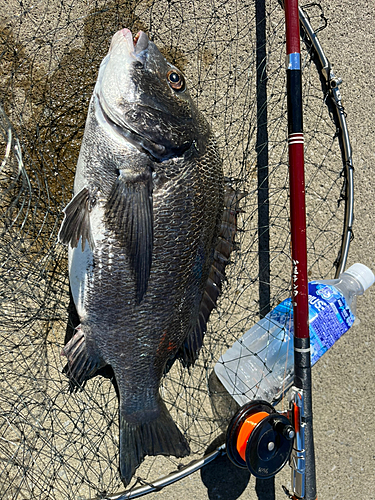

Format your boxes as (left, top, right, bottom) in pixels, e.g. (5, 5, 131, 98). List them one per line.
(226, 400, 295, 478)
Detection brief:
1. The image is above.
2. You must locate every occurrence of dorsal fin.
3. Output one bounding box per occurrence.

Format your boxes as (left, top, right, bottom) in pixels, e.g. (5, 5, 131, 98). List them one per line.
(174, 182, 247, 368)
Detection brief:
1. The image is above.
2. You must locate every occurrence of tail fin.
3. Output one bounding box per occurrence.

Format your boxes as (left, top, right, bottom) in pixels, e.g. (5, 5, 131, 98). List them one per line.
(119, 397, 190, 485)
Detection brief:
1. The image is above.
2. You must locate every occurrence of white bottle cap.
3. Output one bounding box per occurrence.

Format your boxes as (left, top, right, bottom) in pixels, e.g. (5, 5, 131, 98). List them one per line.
(345, 263, 375, 292)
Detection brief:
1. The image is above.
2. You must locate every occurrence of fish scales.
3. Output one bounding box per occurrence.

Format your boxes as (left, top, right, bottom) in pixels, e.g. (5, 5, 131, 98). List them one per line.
(58, 28, 242, 486)
(86, 137, 223, 396)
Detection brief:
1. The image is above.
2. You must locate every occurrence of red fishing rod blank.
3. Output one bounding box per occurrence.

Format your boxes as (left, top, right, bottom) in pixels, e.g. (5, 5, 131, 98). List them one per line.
(284, 0, 317, 498)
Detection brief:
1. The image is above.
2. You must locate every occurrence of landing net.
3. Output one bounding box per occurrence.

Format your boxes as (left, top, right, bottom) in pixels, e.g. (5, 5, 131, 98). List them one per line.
(0, 1, 351, 498)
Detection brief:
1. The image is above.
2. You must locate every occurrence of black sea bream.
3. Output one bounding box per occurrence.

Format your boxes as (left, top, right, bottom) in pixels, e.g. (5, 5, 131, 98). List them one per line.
(59, 28, 241, 485)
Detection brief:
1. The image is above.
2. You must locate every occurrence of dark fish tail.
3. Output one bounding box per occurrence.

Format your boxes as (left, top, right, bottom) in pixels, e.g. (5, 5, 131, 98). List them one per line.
(119, 397, 190, 485)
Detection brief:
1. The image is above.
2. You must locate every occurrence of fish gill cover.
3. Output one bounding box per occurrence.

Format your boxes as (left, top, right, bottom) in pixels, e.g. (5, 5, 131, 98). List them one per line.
(0, 0, 348, 498)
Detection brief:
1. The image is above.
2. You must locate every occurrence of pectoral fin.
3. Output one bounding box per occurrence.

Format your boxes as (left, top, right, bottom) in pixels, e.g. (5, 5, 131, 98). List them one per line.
(105, 169, 153, 304)
(58, 187, 95, 251)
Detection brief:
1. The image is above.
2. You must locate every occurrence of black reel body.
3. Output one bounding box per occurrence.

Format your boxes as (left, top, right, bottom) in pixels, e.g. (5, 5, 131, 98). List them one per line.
(226, 400, 295, 478)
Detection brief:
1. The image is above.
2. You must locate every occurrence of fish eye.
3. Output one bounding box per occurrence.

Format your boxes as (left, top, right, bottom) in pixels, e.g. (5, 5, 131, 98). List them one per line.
(167, 70, 185, 91)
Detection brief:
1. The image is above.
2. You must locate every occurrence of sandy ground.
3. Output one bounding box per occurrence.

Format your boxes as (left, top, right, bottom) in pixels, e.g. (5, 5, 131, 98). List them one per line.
(145, 1, 375, 499)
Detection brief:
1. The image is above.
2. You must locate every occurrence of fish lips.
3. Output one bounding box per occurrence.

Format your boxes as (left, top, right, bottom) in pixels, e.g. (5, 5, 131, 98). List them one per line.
(110, 28, 149, 57)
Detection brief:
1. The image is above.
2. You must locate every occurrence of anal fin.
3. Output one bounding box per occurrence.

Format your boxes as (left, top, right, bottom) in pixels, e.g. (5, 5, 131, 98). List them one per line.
(62, 326, 105, 389)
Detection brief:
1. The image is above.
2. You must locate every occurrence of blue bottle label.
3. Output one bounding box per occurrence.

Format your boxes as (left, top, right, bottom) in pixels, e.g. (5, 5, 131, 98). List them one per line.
(269, 282, 355, 365)
(308, 281, 354, 364)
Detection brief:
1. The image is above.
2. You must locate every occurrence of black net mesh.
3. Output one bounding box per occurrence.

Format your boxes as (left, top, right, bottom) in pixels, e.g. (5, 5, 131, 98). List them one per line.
(0, 1, 349, 498)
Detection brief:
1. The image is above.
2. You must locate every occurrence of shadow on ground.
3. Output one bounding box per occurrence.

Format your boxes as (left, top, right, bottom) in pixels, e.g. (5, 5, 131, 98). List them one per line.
(200, 436, 275, 500)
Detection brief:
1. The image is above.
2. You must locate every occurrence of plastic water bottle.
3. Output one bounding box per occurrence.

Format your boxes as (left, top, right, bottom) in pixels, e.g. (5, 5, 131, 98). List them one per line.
(214, 263, 374, 406)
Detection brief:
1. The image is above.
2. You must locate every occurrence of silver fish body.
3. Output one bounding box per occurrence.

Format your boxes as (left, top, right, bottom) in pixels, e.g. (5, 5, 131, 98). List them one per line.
(59, 29, 231, 485)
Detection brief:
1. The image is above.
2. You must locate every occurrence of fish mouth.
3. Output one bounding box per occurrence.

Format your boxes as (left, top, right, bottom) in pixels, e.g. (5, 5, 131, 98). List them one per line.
(111, 28, 149, 57)
(132, 31, 149, 53)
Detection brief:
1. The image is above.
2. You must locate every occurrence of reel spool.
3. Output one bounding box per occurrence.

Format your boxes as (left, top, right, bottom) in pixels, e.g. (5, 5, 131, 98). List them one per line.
(226, 400, 295, 478)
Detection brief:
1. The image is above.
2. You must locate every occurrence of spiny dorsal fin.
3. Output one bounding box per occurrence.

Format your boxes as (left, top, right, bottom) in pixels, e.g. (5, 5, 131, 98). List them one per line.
(178, 183, 247, 367)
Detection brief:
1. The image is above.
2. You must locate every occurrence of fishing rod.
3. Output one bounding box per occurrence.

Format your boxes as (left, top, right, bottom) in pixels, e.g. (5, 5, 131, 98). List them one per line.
(284, 0, 317, 498)
(217, 2, 319, 497)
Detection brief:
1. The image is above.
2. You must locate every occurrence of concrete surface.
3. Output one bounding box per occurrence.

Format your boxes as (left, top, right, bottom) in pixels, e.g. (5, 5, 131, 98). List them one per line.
(144, 1, 375, 499)
(1, 0, 374, 499)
